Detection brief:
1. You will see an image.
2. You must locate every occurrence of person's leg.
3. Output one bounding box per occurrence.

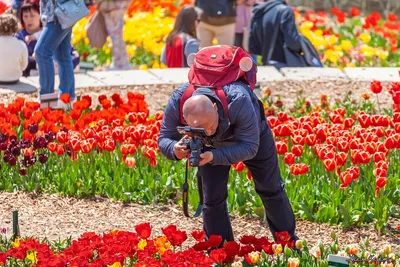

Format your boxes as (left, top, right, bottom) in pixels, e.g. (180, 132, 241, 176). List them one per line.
(35, 22, 71, 96)
(199, 164, 233, 243)
(54, 29, 75, 101)
(196, 22, 215, 49)
(102, 2, 131, 71)
(244, 123, 297, 241)
(215, 23, 235, 46)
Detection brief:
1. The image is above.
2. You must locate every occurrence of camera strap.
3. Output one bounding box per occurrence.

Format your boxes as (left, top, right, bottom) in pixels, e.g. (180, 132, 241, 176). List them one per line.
(182, 159, 204, 218)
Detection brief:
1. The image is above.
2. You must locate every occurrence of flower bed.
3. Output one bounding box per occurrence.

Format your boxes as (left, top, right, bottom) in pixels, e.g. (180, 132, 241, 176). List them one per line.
(0, 80, 399, 232)
(0, 223, 398, 266)
(70, 1, 400, 69)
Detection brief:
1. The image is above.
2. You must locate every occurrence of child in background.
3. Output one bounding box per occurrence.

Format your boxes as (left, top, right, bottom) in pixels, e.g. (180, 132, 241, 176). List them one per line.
(15, 0, 80, 77)
(161, 5, 202, 68)
(0, 13, 28, 84)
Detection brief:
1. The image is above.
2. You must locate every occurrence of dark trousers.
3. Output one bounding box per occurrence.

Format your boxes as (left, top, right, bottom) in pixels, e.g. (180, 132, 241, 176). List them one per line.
(199, 123, 296, 242)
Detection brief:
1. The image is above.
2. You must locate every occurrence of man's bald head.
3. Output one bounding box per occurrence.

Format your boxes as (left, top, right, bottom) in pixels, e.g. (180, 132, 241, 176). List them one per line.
(182, 95, 219, 135)
(183, 95, 215, 121)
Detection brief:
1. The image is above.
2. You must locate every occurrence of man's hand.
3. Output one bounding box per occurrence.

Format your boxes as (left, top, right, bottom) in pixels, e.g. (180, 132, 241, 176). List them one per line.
(173, 136, 190, 160)
(199, 151, 213, 166)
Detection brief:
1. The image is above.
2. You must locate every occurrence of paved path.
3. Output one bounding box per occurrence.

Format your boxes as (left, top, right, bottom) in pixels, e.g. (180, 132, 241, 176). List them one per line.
(1, 67, 399, 95)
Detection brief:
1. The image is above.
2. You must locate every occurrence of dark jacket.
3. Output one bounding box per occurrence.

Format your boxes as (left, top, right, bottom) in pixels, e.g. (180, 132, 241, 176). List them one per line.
(249, 0, 301, 65)
(158, 82, 268, 166)
(196, 0, 236, 26)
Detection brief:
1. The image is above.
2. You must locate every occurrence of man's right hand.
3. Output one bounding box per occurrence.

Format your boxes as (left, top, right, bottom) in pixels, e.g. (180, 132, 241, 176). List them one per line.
(174, 136, 190, 160)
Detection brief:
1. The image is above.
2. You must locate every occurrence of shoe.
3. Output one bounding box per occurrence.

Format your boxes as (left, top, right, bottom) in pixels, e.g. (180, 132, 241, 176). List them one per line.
(39, 92, 59, 109)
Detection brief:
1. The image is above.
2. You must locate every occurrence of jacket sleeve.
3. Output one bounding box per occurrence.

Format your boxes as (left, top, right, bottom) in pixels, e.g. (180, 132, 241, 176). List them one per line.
(158, 90, 183, 161)
(280, 7, 301, 52)
(248, 17, 261, 55)
(211, 95, 260, 166)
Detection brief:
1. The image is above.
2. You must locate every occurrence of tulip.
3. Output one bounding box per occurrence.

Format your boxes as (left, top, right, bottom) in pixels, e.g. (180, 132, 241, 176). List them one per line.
(284, 153, 296, 165)
(291, 145, 303, 157)
(323, 158, 336, 172)
(288, 257, 300, 267)
(276, 141, 288, 155)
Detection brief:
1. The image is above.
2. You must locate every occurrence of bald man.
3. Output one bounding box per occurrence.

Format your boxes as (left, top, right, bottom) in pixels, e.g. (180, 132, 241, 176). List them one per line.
(158, 82, 298, 244)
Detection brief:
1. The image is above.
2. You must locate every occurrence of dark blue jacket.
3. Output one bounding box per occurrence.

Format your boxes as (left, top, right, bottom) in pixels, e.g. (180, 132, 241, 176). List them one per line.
(249, 0, 302, 65)
(158, 82, 267, 166)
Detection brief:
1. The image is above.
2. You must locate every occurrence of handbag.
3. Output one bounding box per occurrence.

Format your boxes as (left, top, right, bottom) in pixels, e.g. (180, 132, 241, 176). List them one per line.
(85, 10, 107, 48)
(53, 0, 90, 30)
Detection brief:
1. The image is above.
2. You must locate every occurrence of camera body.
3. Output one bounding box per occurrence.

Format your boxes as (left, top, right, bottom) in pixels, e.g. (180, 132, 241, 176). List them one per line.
(177, 126, 208, 167)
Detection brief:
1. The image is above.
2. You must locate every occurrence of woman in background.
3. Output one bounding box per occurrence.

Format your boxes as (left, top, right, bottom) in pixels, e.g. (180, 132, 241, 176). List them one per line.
(161, 5, 201, 68)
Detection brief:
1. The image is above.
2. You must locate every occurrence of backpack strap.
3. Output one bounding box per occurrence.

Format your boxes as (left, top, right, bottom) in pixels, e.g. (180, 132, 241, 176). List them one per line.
(212, 87, 229, 121)
(179, 84, 196, 125)
(179, 85, 230, 125)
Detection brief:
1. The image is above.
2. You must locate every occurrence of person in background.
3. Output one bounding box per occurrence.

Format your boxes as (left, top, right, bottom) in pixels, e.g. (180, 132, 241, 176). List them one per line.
(160, 5, 201, 68)
(35, 0, 77, 108)
(234, 0, 254, 49)
(195, 0, 236, 48)
(96, 0, 131, 71)
(0, 13, 28, 84)
(15, 1, 80, 77)
(249, 0, 301, 67)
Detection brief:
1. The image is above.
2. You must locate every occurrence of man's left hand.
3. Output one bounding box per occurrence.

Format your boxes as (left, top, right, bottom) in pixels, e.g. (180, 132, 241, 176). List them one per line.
(199, 151, 213, 166)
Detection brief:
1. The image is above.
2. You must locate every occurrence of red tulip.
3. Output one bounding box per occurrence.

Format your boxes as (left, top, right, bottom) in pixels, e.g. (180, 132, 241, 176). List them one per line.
(343, 118, 355, 129)
(323, 158, 336, 172)
(393, 112, 400, 123)
(373, 152, 386, 163)
(210, 249, 227, 263)
(358, 113, 371, 128)
(305, 134, 316, 146)
(267, 117, 280, 129)
(292, 135, 305, 145)
(339, 172, 352, 189)
(370, 80, 382, 94)
(376, 160, 388, 170)
(351, 150, 370, 165)
(329, 113, 344, 124)
(291, 145, 303, 157)
(191, 230, 206, 242)
(373, 168, 387, 178)
(335, 152, 348, 167)
(274, 124, 292, 137)
(337, 140, 350, 152)
(284, 152, 296, 165)
(135, 222, 151, 239)
(124, 157, 136, 168)
(275, 141, 288, 155)
(56, 131, 68, 144)
(348, 166, 360, 180)
(289, 163, 309, 176)
(376, 177, 388, 188)
(232, 162, 246, 172)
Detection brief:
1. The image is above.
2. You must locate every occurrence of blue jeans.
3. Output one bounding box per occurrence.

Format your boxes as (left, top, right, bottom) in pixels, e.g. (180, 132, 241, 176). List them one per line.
(35, 22, 75, 99)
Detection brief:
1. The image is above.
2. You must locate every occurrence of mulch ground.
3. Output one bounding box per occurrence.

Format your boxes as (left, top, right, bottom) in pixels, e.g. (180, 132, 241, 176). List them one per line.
(0, 192, 399, 252)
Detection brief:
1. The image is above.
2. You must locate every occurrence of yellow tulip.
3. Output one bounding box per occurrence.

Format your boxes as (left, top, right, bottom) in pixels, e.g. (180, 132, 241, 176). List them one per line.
(360, 33, 371, 44)
(340, 40, 352, 51)
(26, 251, 38, 263)
(138, 239, 147, 250)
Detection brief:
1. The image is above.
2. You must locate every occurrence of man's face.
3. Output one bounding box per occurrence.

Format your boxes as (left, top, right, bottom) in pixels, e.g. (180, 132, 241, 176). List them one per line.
(185, 104, 219, 136)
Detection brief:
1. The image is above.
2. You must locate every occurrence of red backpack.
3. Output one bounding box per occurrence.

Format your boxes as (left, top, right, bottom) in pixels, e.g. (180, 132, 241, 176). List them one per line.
(179, 45, 257, 125)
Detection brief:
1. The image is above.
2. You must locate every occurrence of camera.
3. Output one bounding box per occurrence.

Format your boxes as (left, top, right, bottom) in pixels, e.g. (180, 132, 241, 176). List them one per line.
(177, 126, 208, 167)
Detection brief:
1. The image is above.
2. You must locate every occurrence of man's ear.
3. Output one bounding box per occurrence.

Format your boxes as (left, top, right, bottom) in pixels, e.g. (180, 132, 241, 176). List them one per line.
(213, 103, 218, 112)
